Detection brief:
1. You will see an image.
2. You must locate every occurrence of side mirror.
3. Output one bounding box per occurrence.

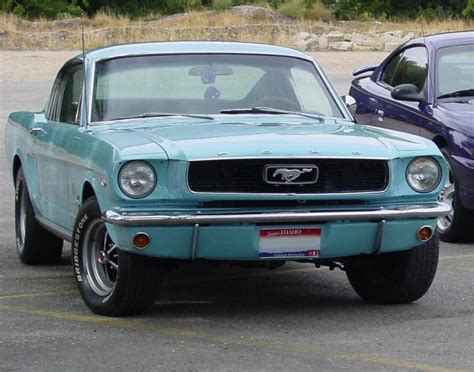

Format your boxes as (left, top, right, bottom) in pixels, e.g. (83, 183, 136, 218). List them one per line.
(342, 95, 357, 114)
(391, 84, 426, 104)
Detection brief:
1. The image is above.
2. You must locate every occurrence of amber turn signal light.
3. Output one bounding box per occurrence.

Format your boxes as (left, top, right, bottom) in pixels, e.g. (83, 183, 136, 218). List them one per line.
(416, 226, 433, 242)
(133, 232, 150, 249)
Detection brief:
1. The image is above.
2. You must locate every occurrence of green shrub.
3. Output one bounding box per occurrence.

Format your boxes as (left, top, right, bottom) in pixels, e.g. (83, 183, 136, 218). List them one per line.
(305, 1, 333, 21)
(165, 0, 203, 13)
(278, 0, 306, 19)
(463, 0, 474, 18)
(333, 0, 358, 20)
(212, 0, 233, 11)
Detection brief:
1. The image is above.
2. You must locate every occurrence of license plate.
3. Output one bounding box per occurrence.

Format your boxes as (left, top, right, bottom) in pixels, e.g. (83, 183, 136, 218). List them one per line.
(259, 228, 321, 258)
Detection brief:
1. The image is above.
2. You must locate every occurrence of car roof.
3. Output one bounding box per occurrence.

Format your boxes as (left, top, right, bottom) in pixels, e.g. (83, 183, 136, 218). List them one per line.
(76, 41, 313, 63)
(405, 30, 474, 50)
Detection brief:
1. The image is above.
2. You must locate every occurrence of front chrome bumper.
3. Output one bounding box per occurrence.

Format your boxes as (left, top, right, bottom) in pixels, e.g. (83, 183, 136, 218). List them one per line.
(103, 202, 451, 227)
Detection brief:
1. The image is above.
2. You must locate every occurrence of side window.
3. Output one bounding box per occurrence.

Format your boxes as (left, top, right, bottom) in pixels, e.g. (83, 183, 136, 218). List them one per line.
(381, 47, 428, 91)
(59, 66, 84, 124)
(381, 53, 402, 87)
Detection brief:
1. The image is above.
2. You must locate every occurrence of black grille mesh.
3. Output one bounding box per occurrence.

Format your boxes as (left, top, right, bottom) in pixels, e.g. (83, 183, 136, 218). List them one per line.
(188, 158, 388, 194)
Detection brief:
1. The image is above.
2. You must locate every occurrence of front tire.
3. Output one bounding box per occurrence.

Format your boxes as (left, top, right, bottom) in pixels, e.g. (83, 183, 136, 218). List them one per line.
(15, 167, 63, 264)
(437, 148, 474, 242)
(345, 236, 439, 304)
(72, 197, 162, 316)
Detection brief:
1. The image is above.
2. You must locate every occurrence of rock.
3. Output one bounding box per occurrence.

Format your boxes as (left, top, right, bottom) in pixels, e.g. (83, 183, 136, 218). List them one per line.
(292, 31, 311, 42)
(384, 42, 400, 52)
(400, 32, 416, 43)
(350, 32, 384, 49)
(381, 32, 399, 44)
(290, 32, 326, 51)
(230, 5, 290, 22)
(325, 31, 344, 43)
(306, 36, 326, 51)
(383, 30, 403, 38)
(318, 36, 328, 50)
(331, 41, 354, 51)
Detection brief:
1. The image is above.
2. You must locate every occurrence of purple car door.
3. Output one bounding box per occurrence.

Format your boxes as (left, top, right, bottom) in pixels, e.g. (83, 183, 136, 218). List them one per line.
(354, 46, 434, 135)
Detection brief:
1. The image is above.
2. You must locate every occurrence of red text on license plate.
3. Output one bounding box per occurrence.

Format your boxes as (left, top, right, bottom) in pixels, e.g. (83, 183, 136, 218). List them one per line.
(258, 228, 321, 258)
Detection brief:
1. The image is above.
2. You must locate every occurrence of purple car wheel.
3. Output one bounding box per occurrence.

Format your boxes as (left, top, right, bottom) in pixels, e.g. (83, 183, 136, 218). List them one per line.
(437, 148, 474, 242)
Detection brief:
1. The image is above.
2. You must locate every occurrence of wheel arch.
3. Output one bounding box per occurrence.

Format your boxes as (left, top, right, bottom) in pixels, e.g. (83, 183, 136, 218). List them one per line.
(82, 181, 96, 203)
(432, 135, 448, 150)
(12, 155, 22, 184)
(80, 177, 110, 218)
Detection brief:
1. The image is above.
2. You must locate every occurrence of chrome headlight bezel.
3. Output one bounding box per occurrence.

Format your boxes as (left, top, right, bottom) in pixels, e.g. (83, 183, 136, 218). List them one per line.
(406, 157, 441, 193)
(118, 161, 156, 199)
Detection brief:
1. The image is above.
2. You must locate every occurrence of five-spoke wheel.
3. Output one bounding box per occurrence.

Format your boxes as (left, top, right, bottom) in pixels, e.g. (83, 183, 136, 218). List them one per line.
(73, 197, 163, 316)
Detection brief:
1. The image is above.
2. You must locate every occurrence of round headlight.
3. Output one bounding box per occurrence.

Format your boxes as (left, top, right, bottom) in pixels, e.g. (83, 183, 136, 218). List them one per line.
(118, 161, 156, 198)
(406, 157, 441, 193)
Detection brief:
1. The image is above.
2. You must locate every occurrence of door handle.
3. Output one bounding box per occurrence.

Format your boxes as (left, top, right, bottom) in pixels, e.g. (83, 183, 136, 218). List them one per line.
(376, 109, 384, 122)
(29, 127, 47, 136)
(368, 98, 377, 110)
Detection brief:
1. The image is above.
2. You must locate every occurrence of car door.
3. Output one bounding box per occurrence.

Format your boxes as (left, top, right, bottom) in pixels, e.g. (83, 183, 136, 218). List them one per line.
(33, 60, 84, 229)
(353, 46, 434, 135)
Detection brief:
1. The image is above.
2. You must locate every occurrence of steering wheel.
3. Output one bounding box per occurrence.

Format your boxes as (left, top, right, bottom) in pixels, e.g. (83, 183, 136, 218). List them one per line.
(254, 96, 300, 111)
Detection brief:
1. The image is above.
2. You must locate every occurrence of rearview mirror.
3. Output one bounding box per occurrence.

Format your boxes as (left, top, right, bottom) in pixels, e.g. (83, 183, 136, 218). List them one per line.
(189, 65, 233, 84)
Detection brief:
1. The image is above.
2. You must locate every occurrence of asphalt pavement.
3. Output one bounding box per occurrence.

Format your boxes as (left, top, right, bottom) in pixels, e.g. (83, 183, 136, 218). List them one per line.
(0, 71, 473, 371)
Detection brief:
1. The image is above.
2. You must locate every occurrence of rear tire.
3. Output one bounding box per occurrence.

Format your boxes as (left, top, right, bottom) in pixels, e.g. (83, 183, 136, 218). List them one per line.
(72, 197, 162, 316)
(437, 148, 474, 242)
(15, 167, 63, 264)
(346, 236, 439, 304)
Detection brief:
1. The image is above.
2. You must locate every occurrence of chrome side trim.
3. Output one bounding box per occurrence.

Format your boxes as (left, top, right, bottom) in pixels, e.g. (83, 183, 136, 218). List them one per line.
(103, 202, 450, 227)
(36, 216, 72, 242)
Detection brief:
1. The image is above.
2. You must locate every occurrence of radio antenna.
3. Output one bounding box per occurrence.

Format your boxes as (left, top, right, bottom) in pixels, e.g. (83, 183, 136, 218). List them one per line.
(420, 15, 426, 41)
(81, 22, 90, 131)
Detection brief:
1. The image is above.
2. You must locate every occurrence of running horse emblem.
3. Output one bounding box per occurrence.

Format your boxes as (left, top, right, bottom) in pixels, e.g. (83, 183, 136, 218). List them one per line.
(272, 168, 313, 183)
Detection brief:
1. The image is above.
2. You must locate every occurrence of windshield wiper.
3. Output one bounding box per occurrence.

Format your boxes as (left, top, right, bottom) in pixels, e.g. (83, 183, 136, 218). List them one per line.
(437, 89, 474, 100)
(220, 107, 324, 122)
(110, 112, 214, 121)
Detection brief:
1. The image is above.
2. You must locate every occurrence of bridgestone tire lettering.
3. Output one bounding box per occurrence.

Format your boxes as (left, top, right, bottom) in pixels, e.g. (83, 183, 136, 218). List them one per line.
(73, 197, 163, 316)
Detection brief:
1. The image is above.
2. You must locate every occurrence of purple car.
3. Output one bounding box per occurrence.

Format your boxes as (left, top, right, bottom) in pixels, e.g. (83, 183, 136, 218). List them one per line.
(349, 31, 474, 242)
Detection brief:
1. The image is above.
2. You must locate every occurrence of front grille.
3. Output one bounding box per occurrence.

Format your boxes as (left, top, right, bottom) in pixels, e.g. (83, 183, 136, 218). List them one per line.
(188, 158, 389, 194)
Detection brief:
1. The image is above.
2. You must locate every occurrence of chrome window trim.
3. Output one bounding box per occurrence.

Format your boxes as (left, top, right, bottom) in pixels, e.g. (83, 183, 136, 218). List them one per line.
(86, 51, 352, 125)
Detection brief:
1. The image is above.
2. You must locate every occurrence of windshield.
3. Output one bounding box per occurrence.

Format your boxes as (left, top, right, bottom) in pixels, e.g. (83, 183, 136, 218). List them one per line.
(91, 54, 344, 122)
(436, 44, 474, 99)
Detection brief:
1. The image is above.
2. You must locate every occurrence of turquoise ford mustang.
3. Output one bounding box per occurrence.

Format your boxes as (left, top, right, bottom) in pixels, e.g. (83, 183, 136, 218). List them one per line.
(5, 42, 450, 316)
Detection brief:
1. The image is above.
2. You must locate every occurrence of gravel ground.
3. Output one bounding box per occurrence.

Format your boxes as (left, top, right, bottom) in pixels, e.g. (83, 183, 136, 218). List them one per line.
(0, 50, 389, 82)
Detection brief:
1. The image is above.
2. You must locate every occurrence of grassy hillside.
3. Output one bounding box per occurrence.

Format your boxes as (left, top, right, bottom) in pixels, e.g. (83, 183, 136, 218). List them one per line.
(0, 7, 472, 50)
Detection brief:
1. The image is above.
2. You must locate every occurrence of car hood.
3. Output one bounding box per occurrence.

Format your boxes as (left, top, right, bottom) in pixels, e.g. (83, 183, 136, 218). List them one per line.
(437, 99, 474, 134)
(93, 116, 435, 161)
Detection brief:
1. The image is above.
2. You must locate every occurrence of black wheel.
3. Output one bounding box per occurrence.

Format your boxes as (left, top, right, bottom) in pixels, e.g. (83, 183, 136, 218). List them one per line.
(15, 167, 63, 264)
(72, 197, 162, 316)
(437, 148, 474, 242)
(345, 236, 439, 304)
